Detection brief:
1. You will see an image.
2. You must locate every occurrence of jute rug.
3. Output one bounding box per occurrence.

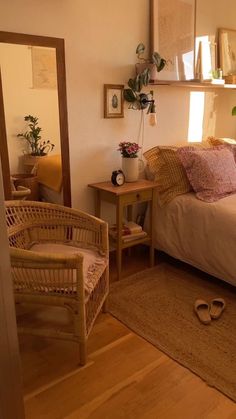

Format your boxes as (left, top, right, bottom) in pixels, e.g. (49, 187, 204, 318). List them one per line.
(108, 263, 236, 401)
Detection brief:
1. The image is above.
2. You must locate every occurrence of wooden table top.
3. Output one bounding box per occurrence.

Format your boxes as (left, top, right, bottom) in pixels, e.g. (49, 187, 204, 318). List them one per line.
(88, 179, 158, 195)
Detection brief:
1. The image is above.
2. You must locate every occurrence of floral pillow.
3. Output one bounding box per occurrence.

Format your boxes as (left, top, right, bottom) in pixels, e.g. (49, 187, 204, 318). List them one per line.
(177, 146, 236, 202)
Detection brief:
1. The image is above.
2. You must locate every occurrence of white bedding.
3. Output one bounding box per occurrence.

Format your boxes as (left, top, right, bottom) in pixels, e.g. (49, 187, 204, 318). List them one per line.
(154, 192, 236, 286)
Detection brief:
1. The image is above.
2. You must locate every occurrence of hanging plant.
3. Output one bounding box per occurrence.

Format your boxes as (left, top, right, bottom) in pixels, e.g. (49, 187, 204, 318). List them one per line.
(123, 43, 167, 110)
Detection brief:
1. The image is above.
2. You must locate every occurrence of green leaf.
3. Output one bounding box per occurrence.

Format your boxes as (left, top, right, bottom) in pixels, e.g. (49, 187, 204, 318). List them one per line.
(123, 88, 136, 102)
(135, 74, 143, 92)
(152, 52, 161, 67)
(128, 78, 136, 91)
(152, 52, 166, 72)
(232, 106, 236, 116)
(136, 43, 145, 56)
(157, 58, 166, 72)
(141, 68, 151, 85)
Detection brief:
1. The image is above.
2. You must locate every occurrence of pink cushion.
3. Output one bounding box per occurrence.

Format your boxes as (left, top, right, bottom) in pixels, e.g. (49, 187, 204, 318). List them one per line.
(177, 146, 236, 202)
(29, 242, 107, 295)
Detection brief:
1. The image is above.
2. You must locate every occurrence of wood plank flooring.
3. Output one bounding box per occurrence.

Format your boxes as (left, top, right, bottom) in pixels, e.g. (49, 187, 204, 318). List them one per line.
(19, 248, 236, 419)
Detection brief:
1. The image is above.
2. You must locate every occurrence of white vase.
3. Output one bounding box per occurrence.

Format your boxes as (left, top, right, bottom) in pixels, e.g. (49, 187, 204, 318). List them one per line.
(122, 157, 139, 182)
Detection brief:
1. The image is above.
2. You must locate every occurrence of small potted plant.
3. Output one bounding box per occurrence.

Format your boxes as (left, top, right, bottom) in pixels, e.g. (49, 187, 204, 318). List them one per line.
(17, 115, 55, 171)
(118, 141, 141, 182)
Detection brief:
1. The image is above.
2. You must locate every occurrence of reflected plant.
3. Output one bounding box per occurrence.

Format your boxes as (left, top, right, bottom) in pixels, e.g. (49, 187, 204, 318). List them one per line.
(17, 115, 55, 156)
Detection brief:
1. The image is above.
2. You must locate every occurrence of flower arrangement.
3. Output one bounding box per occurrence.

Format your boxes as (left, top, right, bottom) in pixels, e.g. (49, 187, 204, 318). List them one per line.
(118, 141, 141, 158)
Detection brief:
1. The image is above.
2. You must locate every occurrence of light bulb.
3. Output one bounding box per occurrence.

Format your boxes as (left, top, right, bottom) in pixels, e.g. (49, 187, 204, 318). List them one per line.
(149, 112, 157, 126)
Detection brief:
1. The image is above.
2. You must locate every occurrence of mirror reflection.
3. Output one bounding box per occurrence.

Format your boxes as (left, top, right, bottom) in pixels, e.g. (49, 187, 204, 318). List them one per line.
(0, 42, 65, 204)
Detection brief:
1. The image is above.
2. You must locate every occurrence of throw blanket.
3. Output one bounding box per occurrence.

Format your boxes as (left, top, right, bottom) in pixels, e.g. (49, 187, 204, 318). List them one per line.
(37, 154, 62, 192)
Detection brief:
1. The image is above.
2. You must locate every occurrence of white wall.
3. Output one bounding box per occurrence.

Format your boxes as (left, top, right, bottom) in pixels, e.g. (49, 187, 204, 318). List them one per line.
(0, 0, 236, 213)
(0, 43, 60, 174)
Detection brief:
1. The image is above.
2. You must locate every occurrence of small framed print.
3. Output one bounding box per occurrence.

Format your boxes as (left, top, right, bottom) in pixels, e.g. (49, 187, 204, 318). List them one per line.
(104, 84, 124, 118)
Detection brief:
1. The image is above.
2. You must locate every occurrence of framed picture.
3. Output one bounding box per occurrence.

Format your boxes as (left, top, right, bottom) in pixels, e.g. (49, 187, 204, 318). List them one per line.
(104, 84, 124, 118)
(31, 46, 57, 89)
(151, 0, 196, 81)
(219, 28, 236, 77)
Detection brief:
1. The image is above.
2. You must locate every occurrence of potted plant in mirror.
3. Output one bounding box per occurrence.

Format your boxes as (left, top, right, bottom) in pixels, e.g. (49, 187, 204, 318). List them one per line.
(17, 115, 55, 172)
(118, 141, 141, 182)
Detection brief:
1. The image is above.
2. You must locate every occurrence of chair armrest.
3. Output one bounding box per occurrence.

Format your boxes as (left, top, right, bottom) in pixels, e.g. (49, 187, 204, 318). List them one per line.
(10, 247, 83, 269)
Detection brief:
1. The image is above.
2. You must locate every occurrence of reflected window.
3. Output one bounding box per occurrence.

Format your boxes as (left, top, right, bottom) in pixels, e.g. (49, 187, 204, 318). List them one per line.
(188, 91, 205, 142)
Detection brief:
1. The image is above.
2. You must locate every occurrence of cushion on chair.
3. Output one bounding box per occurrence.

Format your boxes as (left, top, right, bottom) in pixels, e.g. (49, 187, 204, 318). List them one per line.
(29, 242, 107, 294)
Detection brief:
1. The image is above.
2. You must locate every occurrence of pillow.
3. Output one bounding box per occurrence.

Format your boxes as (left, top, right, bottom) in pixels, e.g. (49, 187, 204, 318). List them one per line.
(143, 146, 192, 206)
(208, 136, 236, 146)
(177, 146, 236, 202)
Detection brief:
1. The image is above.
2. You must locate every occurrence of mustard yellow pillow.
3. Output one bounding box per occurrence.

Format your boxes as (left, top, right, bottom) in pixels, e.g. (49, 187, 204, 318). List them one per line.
(144, 146, 192, 206)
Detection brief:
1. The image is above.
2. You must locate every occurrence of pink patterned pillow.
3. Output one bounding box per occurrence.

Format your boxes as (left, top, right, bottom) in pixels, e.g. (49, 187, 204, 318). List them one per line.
(177, 146, 236, 202)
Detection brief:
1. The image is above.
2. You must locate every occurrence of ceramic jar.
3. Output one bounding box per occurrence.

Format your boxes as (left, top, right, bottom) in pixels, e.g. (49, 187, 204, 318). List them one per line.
(122, 157, 139, 182)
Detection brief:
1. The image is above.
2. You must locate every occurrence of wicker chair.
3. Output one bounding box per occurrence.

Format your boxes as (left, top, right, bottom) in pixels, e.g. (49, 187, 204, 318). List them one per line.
(5, 200, 109, 365)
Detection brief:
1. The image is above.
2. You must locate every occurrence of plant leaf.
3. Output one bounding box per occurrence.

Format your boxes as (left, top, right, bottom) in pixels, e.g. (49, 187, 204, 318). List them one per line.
(135, 74, 143, 92)
(123, 88, 136, 102)
(128, 78, 136, 91)
(157, 58, 167, 72)
(232, 106, 236, 116)
(152, 52, 166, 72)
(152, 52, 161, 67)
(142, 68, 151, 85)
(136, 43, 145, 56)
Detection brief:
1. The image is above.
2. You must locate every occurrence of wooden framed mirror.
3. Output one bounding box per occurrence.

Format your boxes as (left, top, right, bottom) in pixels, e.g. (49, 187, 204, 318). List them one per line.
(0, 31, 71, 206)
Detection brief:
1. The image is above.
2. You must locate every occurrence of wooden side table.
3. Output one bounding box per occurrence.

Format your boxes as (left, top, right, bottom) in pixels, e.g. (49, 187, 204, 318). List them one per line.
(88, 179, 157, 280)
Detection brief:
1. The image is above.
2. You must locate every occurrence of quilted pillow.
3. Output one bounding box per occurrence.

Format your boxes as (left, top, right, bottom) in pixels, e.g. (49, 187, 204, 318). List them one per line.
(177, 146, 236, 202)
(144, 146, 192, 206)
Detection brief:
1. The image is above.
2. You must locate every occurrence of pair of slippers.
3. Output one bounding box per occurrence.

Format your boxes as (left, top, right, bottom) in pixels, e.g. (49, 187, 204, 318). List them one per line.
(194, 298, 226, 325)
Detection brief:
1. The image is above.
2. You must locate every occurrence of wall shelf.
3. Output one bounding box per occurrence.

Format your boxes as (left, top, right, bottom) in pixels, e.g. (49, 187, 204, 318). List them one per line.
(150, 80, 236, 89)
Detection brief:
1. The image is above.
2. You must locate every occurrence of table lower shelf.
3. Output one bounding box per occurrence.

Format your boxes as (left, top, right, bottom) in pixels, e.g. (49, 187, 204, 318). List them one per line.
(109, 235, 151, 251)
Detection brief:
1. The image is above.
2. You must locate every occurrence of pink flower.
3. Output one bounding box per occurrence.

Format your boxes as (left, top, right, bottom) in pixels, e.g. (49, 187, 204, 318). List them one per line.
(118, 141, 141, 158)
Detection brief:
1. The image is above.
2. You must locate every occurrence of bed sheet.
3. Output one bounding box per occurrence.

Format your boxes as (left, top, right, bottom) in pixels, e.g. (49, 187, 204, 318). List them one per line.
(154, 192, 236, 286)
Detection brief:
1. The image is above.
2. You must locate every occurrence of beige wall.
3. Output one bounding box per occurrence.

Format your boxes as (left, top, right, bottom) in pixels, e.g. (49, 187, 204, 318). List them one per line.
(0, 0, 236, 213)
(0, 43, 60, 174)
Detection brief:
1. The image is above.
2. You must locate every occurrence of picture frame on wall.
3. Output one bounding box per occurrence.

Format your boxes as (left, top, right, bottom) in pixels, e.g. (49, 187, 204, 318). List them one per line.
(219, 28, 236, 78)
(151, 0, 196, 81)
(104, 84, 124, 118)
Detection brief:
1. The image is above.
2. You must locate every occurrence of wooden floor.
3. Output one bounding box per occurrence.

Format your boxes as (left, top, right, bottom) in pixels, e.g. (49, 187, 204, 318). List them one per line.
(19, 248, 236, 419)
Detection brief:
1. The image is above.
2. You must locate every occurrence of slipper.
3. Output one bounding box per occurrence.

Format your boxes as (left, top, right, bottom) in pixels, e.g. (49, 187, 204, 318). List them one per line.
(194, 299, 211, 325)
(210, 298, 226, 319)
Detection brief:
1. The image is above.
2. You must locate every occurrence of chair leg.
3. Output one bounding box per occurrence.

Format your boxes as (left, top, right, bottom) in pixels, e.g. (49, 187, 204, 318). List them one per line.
(79, 342, 87, 366)
(102, 298, 108, 313)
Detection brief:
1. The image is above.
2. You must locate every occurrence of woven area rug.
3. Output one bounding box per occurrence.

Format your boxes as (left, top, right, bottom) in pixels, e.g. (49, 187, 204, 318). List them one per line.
(108, 263, 236, 401)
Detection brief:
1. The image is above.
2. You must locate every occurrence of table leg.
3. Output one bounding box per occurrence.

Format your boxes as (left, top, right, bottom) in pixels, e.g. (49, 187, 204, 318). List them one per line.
(149, 191, 156, 267)
(116, 199, 123, 280)
(95, 190, 101, 218)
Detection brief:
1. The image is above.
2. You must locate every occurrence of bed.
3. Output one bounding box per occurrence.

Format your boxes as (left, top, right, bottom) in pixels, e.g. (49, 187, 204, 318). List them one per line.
(153, 192, 236, 286)
(36, 154, 63, 204)
(143, 140, 236, 286)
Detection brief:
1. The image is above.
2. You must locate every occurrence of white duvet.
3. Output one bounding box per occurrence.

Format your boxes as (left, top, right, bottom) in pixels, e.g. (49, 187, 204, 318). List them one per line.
(154, 192, 236, 286)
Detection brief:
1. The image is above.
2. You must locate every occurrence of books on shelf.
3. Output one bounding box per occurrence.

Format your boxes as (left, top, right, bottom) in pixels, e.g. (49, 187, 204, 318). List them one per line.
(109, 221, 147, 242)
(122, 230, 147, 242)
